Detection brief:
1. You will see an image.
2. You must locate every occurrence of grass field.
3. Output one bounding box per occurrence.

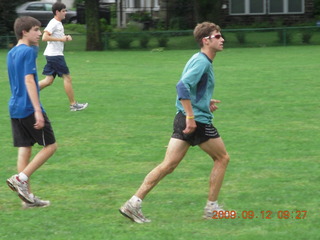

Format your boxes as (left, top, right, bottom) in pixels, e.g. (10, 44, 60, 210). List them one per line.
(0, 45, 319, 240)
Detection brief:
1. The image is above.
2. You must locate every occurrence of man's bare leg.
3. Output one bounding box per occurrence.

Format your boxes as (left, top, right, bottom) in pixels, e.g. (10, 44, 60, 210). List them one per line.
(7, 143, 57, 203)
(199, 137, 230, 218)
(39, 75, 54, 90)
(120, 138, 190, 223)
(135, 138, 190, 199)
(21, 143, 57, 178)
(62, 74, 76, 105)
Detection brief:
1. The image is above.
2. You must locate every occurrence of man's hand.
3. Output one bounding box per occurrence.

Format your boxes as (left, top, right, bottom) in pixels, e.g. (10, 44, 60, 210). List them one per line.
(65, 35, 72, 41)
(210, 99, 221, 112)
(183, 117, 197, 134)
(33, 111, 45, 129)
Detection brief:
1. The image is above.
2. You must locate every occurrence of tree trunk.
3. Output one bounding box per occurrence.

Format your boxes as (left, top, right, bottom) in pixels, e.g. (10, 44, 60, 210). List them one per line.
(85, 0, 103, 51)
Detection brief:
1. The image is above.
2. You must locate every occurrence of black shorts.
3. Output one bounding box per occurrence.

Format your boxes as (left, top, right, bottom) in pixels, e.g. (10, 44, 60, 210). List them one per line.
(11, 113, 56, 147)
(171, 111, 220, 146)
(42, 56, 70, 78)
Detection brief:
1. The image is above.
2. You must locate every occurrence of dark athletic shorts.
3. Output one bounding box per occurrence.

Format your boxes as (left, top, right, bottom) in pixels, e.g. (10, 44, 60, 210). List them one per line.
(42, 55, 70, 78)
(171, 111, 220, 146)
(11, 113, 56, 147)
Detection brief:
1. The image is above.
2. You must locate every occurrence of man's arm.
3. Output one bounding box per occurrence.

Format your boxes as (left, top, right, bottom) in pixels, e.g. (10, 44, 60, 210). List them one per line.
(25, 74, 44, 129)
(180, 99, 197, 134)
(42, 31, 71, 42)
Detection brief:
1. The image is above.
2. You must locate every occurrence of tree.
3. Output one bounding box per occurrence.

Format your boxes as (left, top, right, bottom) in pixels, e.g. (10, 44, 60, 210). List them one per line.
(85, 0, 103, 51)
(167, 0, 196, 29)
(165, 0, 223, 30)
(315, 0, 320, 17)
(194, 0, 222, 25)
(0, 0, 28, 47)
(0, 0, 27, 34)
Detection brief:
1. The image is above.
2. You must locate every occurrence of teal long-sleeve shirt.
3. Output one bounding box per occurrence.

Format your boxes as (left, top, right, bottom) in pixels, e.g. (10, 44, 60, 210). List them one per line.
(175, 52, 215, 124)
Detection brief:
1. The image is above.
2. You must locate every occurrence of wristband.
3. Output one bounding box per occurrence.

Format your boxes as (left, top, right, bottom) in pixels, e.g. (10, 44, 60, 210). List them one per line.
(186, 115, 194, 119)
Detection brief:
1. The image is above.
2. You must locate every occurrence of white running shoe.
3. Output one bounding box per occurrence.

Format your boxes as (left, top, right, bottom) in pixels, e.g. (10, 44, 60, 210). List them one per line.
(203, 202, 234, 219)
(6, 174, 34, 204)
(70, 102, 88, 111)
(119, 200, 151, 223)
(22, 196, 50, 209)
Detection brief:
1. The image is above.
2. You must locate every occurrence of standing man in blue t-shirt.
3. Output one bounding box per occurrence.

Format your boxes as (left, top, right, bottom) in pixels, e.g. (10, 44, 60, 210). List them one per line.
(120, 22, 232, 223)
(6, 16, 57, 209)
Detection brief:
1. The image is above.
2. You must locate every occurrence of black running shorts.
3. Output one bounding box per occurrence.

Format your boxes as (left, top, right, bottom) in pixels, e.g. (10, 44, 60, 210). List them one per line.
(43, 56, 70, 78)
(171, 111, 220, 146)
(11, 113, 56, 147)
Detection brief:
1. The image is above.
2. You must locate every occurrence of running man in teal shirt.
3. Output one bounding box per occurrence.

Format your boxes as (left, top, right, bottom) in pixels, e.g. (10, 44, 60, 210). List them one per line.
(176, 51, 215, 124)
(120, 22, 232, 223)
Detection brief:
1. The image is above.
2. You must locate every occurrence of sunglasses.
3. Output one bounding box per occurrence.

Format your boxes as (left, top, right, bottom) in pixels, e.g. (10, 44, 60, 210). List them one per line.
(204, 34, 222, 40)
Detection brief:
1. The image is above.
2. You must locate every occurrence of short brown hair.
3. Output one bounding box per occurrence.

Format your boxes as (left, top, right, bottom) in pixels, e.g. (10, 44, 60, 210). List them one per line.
(52, 2, 66, 15)
(193, 22, 221, 47)
(14, 16, 41, 40)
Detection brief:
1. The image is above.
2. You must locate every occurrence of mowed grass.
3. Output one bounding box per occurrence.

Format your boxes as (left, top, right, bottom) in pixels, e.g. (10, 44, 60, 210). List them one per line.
(0, 45, 319, 240)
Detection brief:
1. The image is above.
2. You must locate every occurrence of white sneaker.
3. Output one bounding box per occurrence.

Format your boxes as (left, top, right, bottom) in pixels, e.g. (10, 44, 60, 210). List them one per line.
(70, 102, 88, 111)
(22, 196, 50, 209)
(6, 174, 34, 204)
(119, 200, 151, 223)
(203, 202, 234, 219)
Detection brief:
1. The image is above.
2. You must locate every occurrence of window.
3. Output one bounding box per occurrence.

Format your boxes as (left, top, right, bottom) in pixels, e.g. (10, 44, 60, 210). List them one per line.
(250, 0, 264, 13)
(126, 0, 160, 11)
(269, 0, 283, 13)
(230, 0, 304, 15)
(134, 0, 141, 8)
(269, 0, 304, 14)
(230, 0, 265, 15)
(26, 3, 45, 11)
(230, 0, 245, 14)
(44, 3, 53, 11)
(288, 0, 304, 12)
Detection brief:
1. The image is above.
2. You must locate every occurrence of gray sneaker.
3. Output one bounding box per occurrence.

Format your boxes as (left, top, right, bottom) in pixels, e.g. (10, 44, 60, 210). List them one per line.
(203, 202, 234, 219)
(22, 196, 50, 209)
(70, 102, 88, 111)
(119, 200, 151, 223)
(6, 174, 34, 204)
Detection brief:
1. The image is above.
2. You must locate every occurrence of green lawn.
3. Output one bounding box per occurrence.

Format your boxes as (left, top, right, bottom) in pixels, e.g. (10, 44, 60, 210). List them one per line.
(0, 46, 319, 239)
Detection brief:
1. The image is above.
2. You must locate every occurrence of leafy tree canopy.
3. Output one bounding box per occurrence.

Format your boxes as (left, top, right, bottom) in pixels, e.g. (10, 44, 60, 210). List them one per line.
(0, 0, 28, 34)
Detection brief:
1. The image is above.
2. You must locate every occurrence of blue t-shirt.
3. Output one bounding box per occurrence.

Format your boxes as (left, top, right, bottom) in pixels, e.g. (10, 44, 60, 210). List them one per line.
(7, 44, 44, 118)
(176, 52, 215, 124)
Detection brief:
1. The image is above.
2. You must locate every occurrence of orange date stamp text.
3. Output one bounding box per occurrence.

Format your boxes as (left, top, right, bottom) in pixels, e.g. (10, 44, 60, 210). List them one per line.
(212, 210, 307, 219)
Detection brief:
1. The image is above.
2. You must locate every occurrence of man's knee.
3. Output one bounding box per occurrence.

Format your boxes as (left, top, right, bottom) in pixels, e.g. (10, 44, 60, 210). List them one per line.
(215, 153, 230, 167)
(160, 162, 178, 175)
(63, 75, 72, 83)
(45, 142, 58, 153)
(45, 76, 54, 86)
